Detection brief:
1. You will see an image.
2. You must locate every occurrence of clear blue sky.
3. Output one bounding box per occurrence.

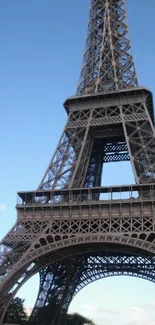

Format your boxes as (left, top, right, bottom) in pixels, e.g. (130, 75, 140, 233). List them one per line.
(0, 1, 155, 324)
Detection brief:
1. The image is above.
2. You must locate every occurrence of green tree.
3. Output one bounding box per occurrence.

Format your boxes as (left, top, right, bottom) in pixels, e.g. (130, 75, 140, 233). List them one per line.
(4, 297, 27, 324)
(66, 313, 91, 325)
(89, 321, 96, 325)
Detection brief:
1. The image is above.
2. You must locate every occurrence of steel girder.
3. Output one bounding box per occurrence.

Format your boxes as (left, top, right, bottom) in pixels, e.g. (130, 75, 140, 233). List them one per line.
(29, 253, 155, 324)
(1, 207, 155, 322)
(77, 0, 138, 95)
(30, 256, 88, 324)
(0, 0, 155, 324)
(38, 89, 155, 190)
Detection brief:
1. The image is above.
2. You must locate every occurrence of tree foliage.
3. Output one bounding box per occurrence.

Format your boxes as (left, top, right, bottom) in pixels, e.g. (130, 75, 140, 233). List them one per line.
(29, 305, 94, 325)
(4, 297, 27, 325)
(89, 321, 96, 325)
(66, 313, 91, 325)
(4, 297, 96, 325)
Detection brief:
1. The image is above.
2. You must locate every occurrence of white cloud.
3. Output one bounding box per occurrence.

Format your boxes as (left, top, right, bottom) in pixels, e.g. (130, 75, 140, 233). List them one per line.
(71, 302, 155, 325)
(0, 204, 7, 211)
(150, 301, 155, 307)
(69, 279, 155, 325)
(80, 304, 96, 311)
(81, 303, 120, 315)
(127, 306, 144, 314)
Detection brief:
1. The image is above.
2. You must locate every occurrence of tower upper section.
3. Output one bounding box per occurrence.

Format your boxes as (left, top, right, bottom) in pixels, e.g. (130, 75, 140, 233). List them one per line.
(77, 0, 138, 96)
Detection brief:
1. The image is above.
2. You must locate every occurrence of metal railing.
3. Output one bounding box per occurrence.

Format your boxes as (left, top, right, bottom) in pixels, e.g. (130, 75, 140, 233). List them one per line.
(16, 184, 155, 206)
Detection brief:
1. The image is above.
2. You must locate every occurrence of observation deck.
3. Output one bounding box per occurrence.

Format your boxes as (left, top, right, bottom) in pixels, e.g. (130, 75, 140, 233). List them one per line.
(16, 184, 155, 223)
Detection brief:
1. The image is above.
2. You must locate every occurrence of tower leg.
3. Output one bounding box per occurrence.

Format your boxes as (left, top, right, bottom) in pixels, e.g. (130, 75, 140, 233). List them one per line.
(30, 257, 87, 325)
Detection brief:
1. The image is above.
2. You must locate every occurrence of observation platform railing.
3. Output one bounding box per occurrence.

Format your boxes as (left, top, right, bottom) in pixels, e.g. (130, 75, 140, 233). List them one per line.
(16, 184, 155, 206)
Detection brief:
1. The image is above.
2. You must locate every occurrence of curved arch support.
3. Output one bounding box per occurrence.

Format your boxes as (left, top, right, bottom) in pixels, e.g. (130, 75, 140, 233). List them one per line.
(1, 233, 155, 293)
(0, 233, 155, 323)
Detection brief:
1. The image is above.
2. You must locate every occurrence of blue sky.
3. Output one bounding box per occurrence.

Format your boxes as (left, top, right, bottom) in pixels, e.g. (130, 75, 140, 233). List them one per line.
(0, 1, 155, 324)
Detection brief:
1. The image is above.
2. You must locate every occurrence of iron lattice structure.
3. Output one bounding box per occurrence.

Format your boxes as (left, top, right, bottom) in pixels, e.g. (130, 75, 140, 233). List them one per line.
(1, 0, 155, 324)
(77, 0, 138, 95)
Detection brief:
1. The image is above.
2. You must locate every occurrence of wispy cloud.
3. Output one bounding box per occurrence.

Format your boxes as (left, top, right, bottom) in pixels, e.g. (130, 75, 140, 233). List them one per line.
(0, 204, 7, 211)
(126, 306, 144, 314)
(74, 302, 155, 325)
(81, 303, 145, 316)
(81, 303, 119, 315)
(97, 307, 119, 315)
(124, 321, 155, 325)
(80, 304, 95, 311)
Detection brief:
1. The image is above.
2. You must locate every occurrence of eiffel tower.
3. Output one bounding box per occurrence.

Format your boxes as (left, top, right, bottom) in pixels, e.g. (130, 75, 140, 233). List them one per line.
(1, 0, 155, 324)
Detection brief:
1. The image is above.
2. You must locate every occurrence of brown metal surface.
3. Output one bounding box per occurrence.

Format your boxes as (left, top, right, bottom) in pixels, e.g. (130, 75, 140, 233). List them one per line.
(77, 0, 138, 95)
(0, 1, 155, 324)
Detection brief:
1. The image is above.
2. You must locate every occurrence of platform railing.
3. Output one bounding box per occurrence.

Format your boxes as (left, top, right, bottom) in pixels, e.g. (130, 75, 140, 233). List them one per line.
(16, 184, 155, 206)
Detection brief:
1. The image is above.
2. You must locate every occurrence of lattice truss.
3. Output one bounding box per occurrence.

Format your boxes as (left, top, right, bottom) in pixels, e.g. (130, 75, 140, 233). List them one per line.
(39, 91, 155, 190)
(77, 0, 138, 95)
(0, 0, 155, 323)
(1, 205, 155, 302)
(1, 192, 155, 321)
(29, 253, 155, 322)
(1, 218, 155, 324)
